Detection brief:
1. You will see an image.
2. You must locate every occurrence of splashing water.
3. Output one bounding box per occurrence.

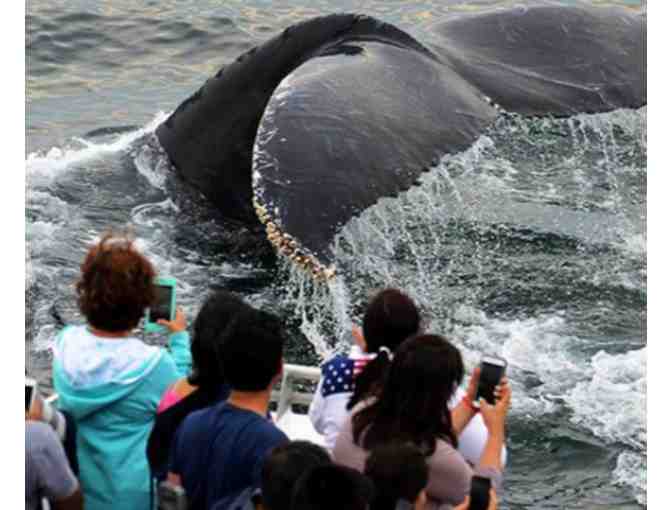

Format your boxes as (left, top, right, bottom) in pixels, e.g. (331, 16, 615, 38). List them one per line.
(280, 108, 646, 505)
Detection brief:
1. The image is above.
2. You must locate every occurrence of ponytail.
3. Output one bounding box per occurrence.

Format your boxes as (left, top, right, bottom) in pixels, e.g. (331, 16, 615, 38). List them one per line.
(347, 348, 393, 410)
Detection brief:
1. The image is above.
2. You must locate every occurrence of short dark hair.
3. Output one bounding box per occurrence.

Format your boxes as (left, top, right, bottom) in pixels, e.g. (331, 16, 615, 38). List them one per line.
(291, 465, 374, 510)
(189, 291, 251, 389)
(348, 288, 421, 410)
(364, 443, 428, 510)
(217, 307, 284, 391)
(76, 233, 156, 332)
(261, 441, 332, 510)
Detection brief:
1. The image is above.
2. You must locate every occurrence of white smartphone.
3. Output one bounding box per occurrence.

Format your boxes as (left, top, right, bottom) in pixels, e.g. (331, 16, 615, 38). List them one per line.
(473, 355, 507, 407)
(25, 377, 38, 413)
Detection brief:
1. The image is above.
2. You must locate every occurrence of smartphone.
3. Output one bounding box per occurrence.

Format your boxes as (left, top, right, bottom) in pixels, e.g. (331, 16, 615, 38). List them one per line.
(145, 277, 177, 333)
(25, 377, 37, 413)
(469, 476, 491, 510)
(157, 481, 189, 510)
(473, 355, 507, 407)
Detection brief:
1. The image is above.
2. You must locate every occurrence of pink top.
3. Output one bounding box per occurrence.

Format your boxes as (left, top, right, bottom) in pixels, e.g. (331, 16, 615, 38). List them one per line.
(157, 384, 183, 414)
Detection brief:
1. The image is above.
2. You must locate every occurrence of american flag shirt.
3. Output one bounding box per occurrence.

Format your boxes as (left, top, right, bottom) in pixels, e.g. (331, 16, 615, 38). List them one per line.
(308, 346, 376, 451)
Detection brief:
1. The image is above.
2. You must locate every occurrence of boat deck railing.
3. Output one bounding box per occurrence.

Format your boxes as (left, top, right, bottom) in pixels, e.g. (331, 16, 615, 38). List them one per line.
(45, 362, 322, 422)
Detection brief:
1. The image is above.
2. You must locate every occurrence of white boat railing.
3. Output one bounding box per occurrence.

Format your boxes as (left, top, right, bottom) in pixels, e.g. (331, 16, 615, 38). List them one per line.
(44, 362, 322, 421)
(272, 363, 321, 421)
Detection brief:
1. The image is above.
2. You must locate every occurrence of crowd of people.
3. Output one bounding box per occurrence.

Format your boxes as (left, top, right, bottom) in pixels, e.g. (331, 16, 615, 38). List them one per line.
(26, 233, 510, 510)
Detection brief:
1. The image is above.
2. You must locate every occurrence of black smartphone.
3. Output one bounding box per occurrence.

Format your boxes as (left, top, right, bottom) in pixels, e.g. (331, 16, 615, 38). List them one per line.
(25, 377, 37, 413)
(469, 476, 491, 510)
(474, 355, 507, 406)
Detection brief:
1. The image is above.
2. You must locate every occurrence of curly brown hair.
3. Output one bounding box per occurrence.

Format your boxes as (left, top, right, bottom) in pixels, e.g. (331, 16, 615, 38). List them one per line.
(76, 233, 157, 332)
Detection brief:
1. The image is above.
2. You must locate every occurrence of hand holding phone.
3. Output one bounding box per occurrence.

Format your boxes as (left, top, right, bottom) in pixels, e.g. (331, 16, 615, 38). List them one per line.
(145, 277, 177, 333)
(469, 476, 492, 510)
(473, 356, 507, 407)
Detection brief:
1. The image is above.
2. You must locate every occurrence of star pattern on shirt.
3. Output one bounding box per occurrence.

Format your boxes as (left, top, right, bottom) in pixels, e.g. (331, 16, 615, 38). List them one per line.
(320, 354, 372, 398)
(320, 356, 357, 397)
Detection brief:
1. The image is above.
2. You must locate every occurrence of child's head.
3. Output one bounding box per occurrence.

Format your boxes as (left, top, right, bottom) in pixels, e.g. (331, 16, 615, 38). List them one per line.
(217, 307, 285, 392)
(365, 443, 429, 510)
(189, 291, 251, 389)
(362, 288, 421, 353)
(261, 441, 332, 510)
(291, 465, 374, 510)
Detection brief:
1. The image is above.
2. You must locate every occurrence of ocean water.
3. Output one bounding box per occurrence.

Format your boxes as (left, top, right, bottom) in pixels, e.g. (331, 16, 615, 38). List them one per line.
(26, 1, 646, 508)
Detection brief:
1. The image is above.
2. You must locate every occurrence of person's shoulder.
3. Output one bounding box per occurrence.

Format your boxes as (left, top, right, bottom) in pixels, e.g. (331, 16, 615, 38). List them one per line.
(176, 402, 219, 438)
(320, 355, 357, 398)
(321, 354, 353, 373)
(243, 411, 288, 443)
(25, 421, 63, 456)
(26, 420, 58, 442)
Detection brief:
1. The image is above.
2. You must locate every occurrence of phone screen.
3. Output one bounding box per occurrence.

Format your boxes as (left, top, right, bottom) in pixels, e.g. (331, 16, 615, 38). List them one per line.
(25, 384, 34, 412)
(469, 476, 491, 510)
(150, 285, 173, 322)
(475, 359, 506, 405)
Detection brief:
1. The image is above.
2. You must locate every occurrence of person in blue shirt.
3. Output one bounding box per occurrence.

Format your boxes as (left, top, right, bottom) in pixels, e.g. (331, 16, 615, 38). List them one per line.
(168, 305, 289, 510)
(52, 234, 192, 510)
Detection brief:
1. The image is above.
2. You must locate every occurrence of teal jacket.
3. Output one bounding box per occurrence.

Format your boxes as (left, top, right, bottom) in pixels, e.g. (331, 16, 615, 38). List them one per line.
(52, 325, 191, 510)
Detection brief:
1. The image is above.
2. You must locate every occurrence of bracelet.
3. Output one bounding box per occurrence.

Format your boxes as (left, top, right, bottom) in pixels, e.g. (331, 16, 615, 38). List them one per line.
(461, 396, 479, 413)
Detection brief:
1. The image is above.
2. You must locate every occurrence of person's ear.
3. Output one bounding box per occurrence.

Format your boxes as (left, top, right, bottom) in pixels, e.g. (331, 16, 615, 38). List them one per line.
(273, 357, 284, 384)
(414, 489, 427, 510)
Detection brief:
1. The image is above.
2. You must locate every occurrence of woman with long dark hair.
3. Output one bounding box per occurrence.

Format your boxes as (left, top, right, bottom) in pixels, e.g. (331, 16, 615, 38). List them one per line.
(332, 335, 510, 508)
(147, 291, 256, 479)
(309, 288, 420, 450)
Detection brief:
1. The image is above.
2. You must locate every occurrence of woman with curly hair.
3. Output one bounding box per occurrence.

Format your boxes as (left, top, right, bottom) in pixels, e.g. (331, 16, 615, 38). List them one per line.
(52, 233, 192, 510)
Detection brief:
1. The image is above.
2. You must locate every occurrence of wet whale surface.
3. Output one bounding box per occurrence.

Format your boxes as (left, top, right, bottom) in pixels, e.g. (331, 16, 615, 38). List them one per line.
(157, 5, 645, 277)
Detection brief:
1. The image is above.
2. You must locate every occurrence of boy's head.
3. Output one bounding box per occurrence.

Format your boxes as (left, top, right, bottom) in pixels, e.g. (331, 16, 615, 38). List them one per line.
(190, 291, 252, 389)
(291, 465, 374, 510)
(217, 307, 285, 392)
(261, 441, 332, 510)
(364, 444, 428, 510)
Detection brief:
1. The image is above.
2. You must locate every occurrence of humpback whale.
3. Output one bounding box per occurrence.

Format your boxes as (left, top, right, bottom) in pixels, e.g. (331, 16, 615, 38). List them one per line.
(156, 4, 645, 279)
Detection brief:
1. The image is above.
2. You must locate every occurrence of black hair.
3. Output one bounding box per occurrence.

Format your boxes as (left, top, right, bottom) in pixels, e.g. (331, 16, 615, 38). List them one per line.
(261, 441, 332, 510)
(189, 291, 251, 389)
(364, 443, 429, 510)
(217, 307, 285, 392)
(352, 334, 465, 454)
(348, 288, 420, 410)
(291, 465, 375, 510)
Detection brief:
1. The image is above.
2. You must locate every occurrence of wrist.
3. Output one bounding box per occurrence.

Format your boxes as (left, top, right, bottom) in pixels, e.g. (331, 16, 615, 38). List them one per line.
(486, 427, 505, 442)
(461, 395, 479, 413)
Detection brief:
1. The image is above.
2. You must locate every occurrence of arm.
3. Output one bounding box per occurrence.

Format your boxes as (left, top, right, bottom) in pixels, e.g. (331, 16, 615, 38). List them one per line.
(308, 378, 327, 434)
(31, 425, 82, 510)
(451, 369, 480, 435)
(158, 308, 192, 377)
(167, 331, 192, 378)
(477, 381, 511, 484)
(28, 395, 67, 441)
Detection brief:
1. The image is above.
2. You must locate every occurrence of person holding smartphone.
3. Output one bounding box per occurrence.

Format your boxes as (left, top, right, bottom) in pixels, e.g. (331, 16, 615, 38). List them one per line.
(52, 233, 192, 510)
(333, 334, 510, 509)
